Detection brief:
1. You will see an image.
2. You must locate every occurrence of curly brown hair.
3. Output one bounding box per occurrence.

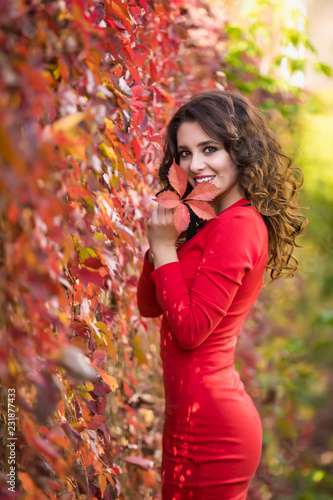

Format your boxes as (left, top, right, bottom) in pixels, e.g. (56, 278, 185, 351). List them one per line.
(158, 90, 307, 281)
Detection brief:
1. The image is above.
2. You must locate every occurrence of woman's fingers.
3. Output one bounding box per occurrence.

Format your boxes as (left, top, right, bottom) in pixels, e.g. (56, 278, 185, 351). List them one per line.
(151, 205, 174, 225)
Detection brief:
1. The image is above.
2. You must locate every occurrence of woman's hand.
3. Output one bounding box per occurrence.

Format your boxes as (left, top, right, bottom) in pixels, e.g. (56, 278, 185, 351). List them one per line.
(146, 205, 179, 268)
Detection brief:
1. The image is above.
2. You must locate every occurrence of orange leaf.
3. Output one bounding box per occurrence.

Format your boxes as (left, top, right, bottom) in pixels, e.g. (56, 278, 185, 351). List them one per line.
(173, 203, 190, 234)
(168, 160, 188, 198)
(95, 367, 118, 391)
(98, 474, 107, 498)
(106, 338, 116, 361)
(18, 473, 35, 493)
(187, 200, 217, 220)
(184, 181, 219, 201)
(154, 190, 180, 208)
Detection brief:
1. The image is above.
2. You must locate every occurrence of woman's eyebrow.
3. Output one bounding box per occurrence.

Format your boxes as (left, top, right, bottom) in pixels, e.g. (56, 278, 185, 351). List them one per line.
(178, 140, 220, 149)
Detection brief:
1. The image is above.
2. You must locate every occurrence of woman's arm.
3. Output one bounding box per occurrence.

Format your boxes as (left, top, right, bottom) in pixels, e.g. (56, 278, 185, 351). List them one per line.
(150, 209, 265, 350)
(137, 205, 179, 318)
(136, 249, 163, 318)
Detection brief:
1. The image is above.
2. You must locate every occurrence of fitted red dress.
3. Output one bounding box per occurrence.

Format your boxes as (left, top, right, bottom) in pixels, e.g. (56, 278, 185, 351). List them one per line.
(137, 197, 268, 500)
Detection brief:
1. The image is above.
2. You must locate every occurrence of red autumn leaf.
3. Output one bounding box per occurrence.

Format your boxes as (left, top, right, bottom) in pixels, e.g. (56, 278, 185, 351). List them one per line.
(73, 319, 90, 338)
(173, 203, 191, 234)
(87, 414, 106, 430)
(128, 65, 141, 84)
(184, 180, 220, 201)
(167, 160, 188, 198)
(82, 256, 103, 269)
(70, 265, 104, 287)
(186, 199, 217, 220)
(138, 0, 148, 13)
(154, 162, 218, 233)
(97, 396, 107, 414)
(153, 190, 180, 208)
(123, 381, 133, 397)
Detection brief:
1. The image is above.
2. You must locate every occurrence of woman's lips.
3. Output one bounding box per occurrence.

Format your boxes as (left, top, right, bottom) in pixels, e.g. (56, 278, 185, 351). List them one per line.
(194, 176, 216, 186)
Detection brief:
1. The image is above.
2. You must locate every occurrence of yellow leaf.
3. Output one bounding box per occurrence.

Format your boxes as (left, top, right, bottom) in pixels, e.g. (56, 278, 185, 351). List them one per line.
(95, 322, 115, 340)
(85, 381, 94, 391)
(52, 112, 85, 133)
(132, 336, 148, 365)
(105, 117, 114, 130)
(56, 310, 70, 327)
(100, 143, 118, 162)
(78, 386, 94, 400)
(94, 232, 108, 242)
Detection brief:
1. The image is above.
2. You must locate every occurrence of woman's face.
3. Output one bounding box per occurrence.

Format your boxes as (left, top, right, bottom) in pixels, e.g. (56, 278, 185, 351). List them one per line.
(176, 120, 244, 214)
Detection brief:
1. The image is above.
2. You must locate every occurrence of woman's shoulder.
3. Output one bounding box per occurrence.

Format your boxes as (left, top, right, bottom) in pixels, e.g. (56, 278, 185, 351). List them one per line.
(181, 200, 267, 251)
(215, 200, 267, 233)
(204, 201, 268, 259)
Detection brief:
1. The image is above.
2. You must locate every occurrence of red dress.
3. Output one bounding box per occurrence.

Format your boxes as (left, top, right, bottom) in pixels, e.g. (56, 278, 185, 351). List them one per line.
(137, 198, 268, 500)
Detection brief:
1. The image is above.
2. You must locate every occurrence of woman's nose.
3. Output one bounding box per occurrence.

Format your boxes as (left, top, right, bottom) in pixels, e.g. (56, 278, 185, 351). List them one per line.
(189, 154, 205, 173)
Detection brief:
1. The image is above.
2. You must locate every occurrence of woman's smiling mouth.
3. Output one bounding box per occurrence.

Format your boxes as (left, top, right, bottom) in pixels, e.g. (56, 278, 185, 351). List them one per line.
(194, 176, 216, 185)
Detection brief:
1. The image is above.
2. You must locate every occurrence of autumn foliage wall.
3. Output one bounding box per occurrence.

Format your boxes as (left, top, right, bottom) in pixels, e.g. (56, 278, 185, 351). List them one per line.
(0, 1, 218, 498)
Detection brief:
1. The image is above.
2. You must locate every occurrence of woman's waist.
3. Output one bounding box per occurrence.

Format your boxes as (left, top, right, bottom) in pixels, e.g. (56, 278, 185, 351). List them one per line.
(161, 348, 237, 376)
(163, 363, 244, 399)
(163, 372, 255, 424)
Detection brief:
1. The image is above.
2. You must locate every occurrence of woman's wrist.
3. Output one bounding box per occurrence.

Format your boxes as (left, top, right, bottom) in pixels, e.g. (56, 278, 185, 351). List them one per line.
(152, 245, 178, 270)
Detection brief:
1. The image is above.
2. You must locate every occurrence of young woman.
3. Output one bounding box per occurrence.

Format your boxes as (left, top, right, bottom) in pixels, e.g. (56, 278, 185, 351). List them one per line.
(136, 90, 306, 500)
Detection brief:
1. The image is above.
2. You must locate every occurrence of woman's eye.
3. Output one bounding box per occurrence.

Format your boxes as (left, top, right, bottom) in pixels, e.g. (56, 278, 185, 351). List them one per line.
(204, 146, 217, 153)
(179, 151, 190, 158)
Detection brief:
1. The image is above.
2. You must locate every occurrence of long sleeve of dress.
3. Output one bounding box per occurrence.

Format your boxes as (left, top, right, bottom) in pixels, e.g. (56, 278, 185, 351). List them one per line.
(149, 209, 264, 350)
(137, 249, 163, 318)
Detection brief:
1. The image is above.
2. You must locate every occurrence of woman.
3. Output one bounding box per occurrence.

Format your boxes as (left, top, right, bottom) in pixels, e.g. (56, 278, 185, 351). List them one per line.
(136, 90, 306, 499)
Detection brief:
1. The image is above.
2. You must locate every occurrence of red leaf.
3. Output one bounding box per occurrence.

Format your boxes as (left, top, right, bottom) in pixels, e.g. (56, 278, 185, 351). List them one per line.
(73, 320, 90, 338)
(173, 203, 190, 234)
(183, 180, 219, 201)
(82, 257, 103, 269)
(87, 414, 106, 430)
(149, 59, 157, 83)
(138, 0, 148, 13)
(186, 200, 217, 220)
(70, 266, 104, 287)
(154, 190, 180, 208)
(168, 160, 188, 198)
(97, 396, 107, 414)
(123, 381, 133, 397)
(128, 65, 141, 85)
